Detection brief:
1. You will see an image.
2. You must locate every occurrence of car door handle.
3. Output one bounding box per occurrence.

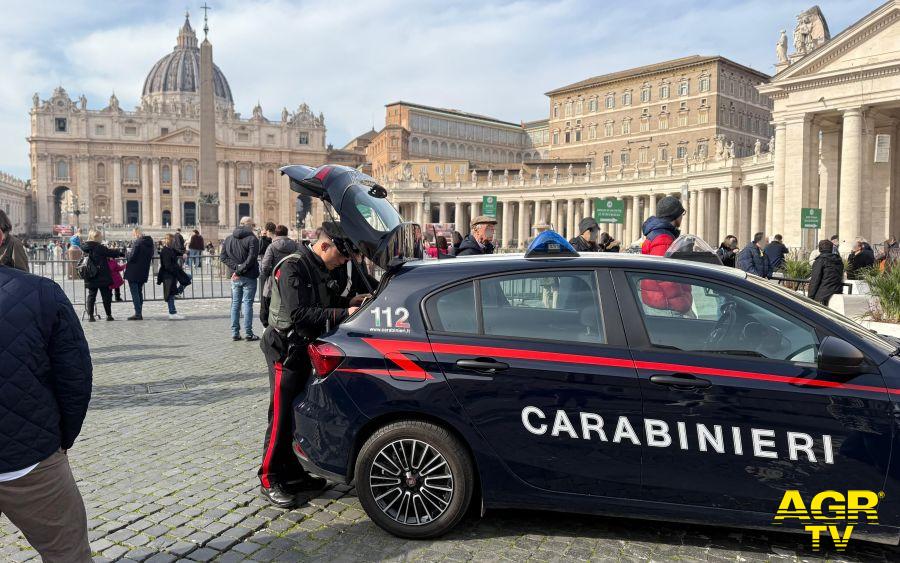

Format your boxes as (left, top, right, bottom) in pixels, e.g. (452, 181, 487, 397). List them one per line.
(649, 373, 712, 389)
(456, 358, 509, 373)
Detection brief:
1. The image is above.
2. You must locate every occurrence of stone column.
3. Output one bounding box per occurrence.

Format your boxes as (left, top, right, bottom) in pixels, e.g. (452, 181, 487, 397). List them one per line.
(772, 121, 787, 237)
(453, 201, 462, 231)
(765, 181, 774, 236)
(77, 156, 92, 229)
(518, 200, 528, 249)
(623, 197, 633, 243)
(415, 200, 424, 229)
(727, 186, 739, 240)
(152, 158, 162, 227)
(112, 158, 123, 225)
(719, 187, 728, 241)
(439, 202, 448, 223)
(750, 184, 762, 238)
(648, 193, 657, 219)
(218, 162, 227, 227)
(695, 189, 706, 241)
(838, 108, 863, 248)
(226, 163, 234, 229)
(634, 196, 644, 242)
(253, 164, 263, 224)
(140, 158, 151, 226)
(171, 160, 182, 228)
(550, 199, 559, 232)
(818, 129, 840, 239)
(566, 198, 575, 239)
(502, 200, 512, 249)
(740, 186, 752, 244)
(783, 116, 815, 248)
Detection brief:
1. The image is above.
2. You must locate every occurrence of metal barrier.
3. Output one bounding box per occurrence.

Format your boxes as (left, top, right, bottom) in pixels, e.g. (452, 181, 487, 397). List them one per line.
(772, 276, 854, 295)
(29, 254, 253, 305)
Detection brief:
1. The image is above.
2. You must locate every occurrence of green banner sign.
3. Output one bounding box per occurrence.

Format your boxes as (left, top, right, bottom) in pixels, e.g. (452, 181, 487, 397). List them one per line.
(594, 198, 625, 224)
(800, 207, 822, 229)
(482, 195, 498, 217)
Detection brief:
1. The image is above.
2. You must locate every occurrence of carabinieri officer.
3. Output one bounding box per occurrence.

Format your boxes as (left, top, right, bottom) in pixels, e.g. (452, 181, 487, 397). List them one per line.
(257, 222, 364, 508)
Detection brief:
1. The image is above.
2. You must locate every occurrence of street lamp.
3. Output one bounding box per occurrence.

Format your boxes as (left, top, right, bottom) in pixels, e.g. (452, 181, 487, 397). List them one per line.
(94, 215, 111, 242)
(64, 194, 88, 232)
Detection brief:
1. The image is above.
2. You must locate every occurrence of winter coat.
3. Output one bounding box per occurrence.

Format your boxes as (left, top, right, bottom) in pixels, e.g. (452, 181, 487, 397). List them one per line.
(330, 258, 379, 307)
(0, 266, 92, 472)
(172, 231, 186, 254)
(81, 241, 123, 289)
(260, 236, 299, 297)
(737, 243, 770, 278)
(808, 252, 844, 305)
(220, 226, 260, 278)
(456, 234, 494, 256)
(638, 217, 692, 313)
(716, 244, 737, 268)
(569, 236, 598, 252)
(259, 235, 273, 258)
(188, 234, 205, 251)
(124, 235, 155, 284)
(156, 246, 191, 301)
(847, 245, 876, 279)
(0, 233, 29, 272)
(108, 258, 125, 290)
(764, 240, 788, 271)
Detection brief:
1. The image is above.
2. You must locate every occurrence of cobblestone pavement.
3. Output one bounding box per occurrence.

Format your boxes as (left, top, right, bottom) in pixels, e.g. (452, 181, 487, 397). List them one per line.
(1, 298, 899, 562)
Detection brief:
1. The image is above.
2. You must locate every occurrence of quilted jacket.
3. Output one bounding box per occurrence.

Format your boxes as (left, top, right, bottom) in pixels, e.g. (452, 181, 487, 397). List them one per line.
(639, 217, 693, 313)
(0, 265, 93, 472)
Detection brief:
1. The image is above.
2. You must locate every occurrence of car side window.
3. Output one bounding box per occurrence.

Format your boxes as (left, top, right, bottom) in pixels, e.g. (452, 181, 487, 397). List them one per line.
(425, 282, 476, 334)
(480, 271, 604, 343)
(626, 272, 817, 362)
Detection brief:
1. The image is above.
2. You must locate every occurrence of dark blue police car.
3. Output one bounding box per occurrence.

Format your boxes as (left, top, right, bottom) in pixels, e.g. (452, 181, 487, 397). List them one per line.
(283, 164, 900, 543)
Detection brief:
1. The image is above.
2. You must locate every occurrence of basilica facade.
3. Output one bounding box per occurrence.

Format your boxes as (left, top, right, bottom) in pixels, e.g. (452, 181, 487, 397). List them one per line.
(27, 14, 340, 237)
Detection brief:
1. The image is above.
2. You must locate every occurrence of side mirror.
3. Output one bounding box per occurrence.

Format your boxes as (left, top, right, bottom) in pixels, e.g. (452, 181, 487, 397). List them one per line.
(817, 336, 866, 375)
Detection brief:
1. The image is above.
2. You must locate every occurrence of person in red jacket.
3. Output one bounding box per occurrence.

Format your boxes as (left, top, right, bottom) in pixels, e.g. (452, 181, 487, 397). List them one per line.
(639, 196, 693, 313)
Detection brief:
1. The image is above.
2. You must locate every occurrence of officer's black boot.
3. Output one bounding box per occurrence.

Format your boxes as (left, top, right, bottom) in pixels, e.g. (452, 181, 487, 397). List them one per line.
(260, 483, 298, 509)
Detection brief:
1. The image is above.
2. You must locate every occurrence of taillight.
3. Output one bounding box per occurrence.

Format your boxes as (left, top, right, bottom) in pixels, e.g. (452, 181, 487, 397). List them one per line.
(308, 341, 345, 378)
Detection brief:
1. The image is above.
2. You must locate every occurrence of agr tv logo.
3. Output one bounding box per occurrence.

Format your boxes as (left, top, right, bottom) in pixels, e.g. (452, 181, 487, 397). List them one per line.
(773, 490, 881, 551)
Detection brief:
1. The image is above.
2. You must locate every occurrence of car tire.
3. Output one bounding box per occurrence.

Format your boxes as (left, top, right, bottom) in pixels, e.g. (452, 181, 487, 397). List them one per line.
(355, 420, 474, 539)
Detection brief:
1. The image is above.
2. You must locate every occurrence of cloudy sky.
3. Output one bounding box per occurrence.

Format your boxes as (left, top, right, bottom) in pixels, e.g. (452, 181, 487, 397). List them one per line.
(0, 0, 876, 178)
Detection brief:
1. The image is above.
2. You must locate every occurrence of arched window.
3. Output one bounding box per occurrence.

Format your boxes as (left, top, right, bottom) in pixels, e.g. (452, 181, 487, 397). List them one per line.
(553, 104, 559, 118)
(183, 164, 196, 183)
(96, 162, 106, 181)
(411, 138, 420, 154)
(162, 210, 172, 227)
(430, 140, 438, 155)
(605, 95, 615, 109)
(55, 160, 69, 180)
(267, 169, 275, 186)
(126, 161, 139, 181)
(441, 142, 449, 156)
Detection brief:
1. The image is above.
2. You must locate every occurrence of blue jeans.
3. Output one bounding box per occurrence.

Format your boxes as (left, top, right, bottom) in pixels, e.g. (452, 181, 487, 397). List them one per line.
(167, 296, 177, 314)
(129, 281, 144, 316)
(188, 249, 201, 268)
(231, 276, 258, 336)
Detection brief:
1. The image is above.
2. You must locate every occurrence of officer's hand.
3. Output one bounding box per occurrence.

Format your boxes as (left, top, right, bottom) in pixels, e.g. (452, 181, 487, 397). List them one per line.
(348, 306, 360, 316)
(231, 273, 239, 281)
(349, 293, 372, 307)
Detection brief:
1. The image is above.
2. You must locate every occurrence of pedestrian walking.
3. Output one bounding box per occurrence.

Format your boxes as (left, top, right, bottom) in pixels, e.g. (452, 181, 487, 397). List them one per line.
(737, 232, 771, 278)
(259, 224, 298, 327)
(157, 233, 190, 320)
(764, 234, 788, 272)
(187, 229, 204, 269)
(108, 257, 126, 302)
(639, 195, 693, 313)
(457, 216, 497, 256)
(173, 228, 186, 268)
(809, 240, 845, 305)
(124, 227, 154, 320)
(81, 229, 124, 321)
(0, 228, 93, 563)
(0, 209, 28, 272)
(717, 236, 739, 267)
(221, 216, 261, 341)
(569, 217, 600, 252)
(258, 223, 364, 508)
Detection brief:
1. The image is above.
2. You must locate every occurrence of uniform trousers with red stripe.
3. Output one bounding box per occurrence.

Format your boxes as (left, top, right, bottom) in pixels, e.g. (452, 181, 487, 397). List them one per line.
(258, 327, 313, 488)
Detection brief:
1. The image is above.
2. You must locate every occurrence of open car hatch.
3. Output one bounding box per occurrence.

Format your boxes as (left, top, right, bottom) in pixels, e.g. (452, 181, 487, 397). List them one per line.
(281, 164, 423, 270)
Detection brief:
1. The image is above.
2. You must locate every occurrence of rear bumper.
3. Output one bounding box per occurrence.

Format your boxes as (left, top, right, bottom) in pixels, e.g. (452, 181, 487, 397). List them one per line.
(292, 375, 368, 483)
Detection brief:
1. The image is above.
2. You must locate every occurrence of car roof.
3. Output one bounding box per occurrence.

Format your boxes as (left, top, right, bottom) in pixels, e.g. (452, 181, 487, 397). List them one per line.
(397, 253, 747, 281)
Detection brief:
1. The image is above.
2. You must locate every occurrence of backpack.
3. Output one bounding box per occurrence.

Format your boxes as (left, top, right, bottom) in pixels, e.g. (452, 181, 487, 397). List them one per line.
(76, 253, 99, 280)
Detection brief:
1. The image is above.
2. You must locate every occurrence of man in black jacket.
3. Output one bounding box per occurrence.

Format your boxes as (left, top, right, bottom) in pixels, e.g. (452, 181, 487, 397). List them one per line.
(258, 223, 366, 508)
(764, 234, 789, 272)
(569, 217, 600, 252)
(809, 239, 845, 305)
(456, 215, 497, 256)
(124, 227, 155, 320)
(221, 217, 261, 341)
(0, 228, 93, 562)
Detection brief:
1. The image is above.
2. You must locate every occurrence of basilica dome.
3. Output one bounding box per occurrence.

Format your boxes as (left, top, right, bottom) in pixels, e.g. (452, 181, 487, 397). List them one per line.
(141, 14, 233, 104)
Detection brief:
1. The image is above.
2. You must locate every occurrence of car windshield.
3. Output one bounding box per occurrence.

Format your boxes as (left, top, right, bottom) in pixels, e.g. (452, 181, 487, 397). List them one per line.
(345, 184, 402, 233)
(748, 276, 896, 354)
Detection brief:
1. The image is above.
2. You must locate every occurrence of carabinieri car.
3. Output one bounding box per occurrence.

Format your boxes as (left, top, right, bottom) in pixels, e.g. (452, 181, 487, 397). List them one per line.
(282, 164, 900, 543)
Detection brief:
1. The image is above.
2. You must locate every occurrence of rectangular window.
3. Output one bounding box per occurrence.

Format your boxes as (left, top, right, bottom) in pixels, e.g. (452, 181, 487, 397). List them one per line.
(604, 122, 613, 137)
(621, 120, 631, 134)
(606, 96, 614, 109)
(641, 89, 650, 103)
(480, 271, 604, 343)
(622, 92, 632, 106)
(602, 154, 612, 167)
(678, 113, 688, 127)
(574, 130, 581, 142)
(589, 99, 597, 112)
(639, 147, 648, 163)
(124, 126, 137, 136)
(95, 124, 105, 135)
(237, 132, 250, 142)
(698, 111, 708, 125)
(553, 105, 559, 118)
(564, 131, 571, 143)
(676, 146, 687, 159)
(658, 147, 668, 161)
(620, 152, 629, 164)
(679, 81, 689, 96)
(660, 84, 669, 99)
(699, 77, 710, 92)
(298, 132, 309, 145)
(640, 118, 649, 132)
(160, 127, 169, 135)
(55, 118, 67, 132)
(266, 134, 275, 144)
(659, 116, 669, 130)
(552, 131, 559, 144)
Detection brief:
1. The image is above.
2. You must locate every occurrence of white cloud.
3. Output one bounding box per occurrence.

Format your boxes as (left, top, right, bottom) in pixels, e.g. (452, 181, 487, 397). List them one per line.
(0, 0, 879, 177)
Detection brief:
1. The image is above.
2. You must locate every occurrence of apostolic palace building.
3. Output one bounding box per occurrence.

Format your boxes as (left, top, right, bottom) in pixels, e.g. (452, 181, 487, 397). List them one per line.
(15, 1, 900, 253)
